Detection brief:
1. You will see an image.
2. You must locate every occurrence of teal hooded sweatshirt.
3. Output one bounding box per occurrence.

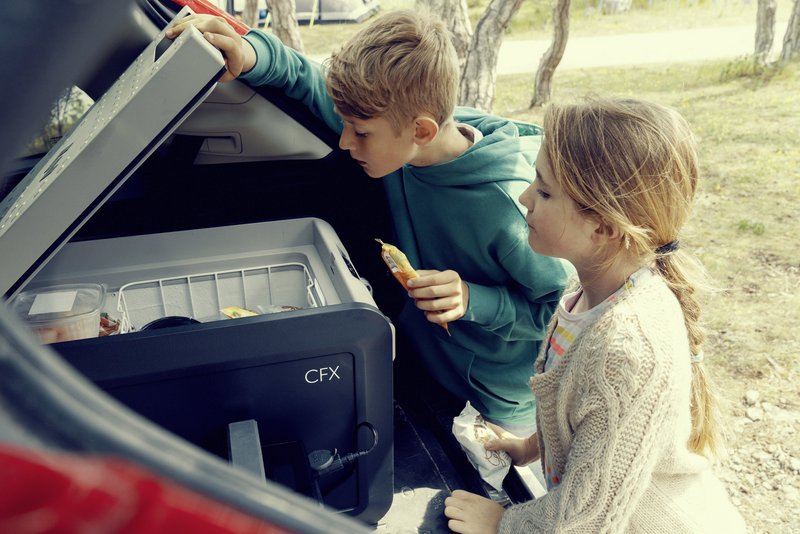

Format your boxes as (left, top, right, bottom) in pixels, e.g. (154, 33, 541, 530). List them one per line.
(241, 30, 572, 425)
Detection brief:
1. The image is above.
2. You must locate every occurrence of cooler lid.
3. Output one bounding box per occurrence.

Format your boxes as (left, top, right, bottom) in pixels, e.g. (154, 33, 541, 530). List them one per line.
(0, 6, 225, 299)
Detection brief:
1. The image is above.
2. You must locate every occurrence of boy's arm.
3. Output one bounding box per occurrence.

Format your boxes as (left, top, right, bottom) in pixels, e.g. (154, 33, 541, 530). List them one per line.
(461, 242, 570, 343)
(166, 15, 342, 134)
(239, 30, 343, 133)
(408, 244, 568, 343)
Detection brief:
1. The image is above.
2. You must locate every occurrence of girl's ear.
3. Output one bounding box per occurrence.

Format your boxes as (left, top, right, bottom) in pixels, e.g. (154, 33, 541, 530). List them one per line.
(593, 220, 625, 246)
(413, 116, 439, 146)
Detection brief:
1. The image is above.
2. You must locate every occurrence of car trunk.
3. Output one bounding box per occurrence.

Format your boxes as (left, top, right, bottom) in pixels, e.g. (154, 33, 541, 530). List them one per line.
(0, 2, 535, 532)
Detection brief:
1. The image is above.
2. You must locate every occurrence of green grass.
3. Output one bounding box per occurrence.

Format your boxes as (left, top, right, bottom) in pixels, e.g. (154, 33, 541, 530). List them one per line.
(498, 0, 775, 39)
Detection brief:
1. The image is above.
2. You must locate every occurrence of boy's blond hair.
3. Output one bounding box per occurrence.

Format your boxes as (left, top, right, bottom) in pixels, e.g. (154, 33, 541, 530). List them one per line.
(324, 9, 460, 133)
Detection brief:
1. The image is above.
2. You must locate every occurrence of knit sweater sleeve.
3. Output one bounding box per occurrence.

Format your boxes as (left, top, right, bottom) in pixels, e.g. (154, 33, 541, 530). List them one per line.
(239, 30, 342, 133)
(500, 317, 676, 532)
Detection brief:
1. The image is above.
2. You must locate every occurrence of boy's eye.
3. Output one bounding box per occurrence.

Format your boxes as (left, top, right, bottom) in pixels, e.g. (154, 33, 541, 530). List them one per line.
(355, 131, 368, 138)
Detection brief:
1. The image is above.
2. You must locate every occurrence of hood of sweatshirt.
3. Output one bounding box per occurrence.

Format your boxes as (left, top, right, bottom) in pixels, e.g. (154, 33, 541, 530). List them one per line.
(404, 106, 544, 188)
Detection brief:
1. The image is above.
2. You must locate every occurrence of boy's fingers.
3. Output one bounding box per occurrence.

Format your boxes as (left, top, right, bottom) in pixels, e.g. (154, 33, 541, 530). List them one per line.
(415, 294, 457, 311)
(166, 15, 230, 38)
(424, 309, 457, 325)
(406, 270, 438, 289)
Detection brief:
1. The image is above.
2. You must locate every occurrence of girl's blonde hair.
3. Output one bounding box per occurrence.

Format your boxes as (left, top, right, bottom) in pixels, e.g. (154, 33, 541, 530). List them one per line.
(543, 98, 723, 458)
(324, 9, 459, 132)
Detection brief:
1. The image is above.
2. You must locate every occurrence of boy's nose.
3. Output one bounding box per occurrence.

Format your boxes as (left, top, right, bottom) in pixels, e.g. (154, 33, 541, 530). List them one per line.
(339, 129, 353, 151)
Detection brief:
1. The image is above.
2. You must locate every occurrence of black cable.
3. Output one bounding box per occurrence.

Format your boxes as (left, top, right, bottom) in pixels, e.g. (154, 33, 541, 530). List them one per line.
(314, 422, 379, 501)
(308, 421, 378, 478)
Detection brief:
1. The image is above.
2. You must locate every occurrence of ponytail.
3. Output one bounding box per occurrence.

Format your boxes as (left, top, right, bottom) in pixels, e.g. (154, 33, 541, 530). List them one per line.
(655, 249, 724, 459)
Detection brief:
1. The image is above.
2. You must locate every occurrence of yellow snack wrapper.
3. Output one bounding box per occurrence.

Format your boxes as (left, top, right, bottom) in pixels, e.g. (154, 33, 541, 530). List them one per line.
(221, 306, 259, 319)
(376, 238, 450, 336)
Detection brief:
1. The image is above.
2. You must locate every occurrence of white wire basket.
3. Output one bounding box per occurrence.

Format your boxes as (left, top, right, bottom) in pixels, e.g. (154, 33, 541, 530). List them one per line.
(116, 262, 325, 331)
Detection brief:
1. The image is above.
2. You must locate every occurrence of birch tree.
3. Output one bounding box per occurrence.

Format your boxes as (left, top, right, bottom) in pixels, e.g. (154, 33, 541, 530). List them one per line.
(531, 0, 570, 108)
(243, 0, 260, 28)
(266, 0, 305, 53)
(780, 0, 800, 63)
(415, 0, 472, 74)
(459, 0, 524, 112)
(419, 0, 538, 112)
(754, 0, 776, 65)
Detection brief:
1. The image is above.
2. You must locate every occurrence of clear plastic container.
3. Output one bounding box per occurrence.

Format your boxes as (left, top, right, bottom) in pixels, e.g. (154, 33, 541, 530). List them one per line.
(10, 283, 105, 344)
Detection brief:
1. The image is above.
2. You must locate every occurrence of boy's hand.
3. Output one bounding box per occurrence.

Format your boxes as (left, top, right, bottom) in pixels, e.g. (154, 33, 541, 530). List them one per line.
(165, 14, 256, 81)
(406, 269, 469, 325)
(444, 490, 504, 534)
(484, 423, 540, 467)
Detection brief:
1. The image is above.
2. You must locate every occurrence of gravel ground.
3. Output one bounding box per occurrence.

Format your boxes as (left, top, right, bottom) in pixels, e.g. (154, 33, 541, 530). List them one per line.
(715, 388, 800, 533)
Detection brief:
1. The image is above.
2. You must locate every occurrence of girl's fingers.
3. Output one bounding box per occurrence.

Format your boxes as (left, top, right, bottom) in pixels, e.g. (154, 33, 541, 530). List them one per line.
(486, 421, 517, 439)
(484, 439, 501, 451)
(443, 504, 464, 520)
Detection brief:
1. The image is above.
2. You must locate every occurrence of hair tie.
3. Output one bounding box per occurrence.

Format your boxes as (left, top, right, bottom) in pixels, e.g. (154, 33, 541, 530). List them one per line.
(655, 240, 680, 255)
(691, 350, 704, 364)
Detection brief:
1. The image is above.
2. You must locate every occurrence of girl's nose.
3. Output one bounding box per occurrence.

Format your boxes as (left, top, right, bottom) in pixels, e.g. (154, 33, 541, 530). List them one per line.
(519, 183, 534, 208)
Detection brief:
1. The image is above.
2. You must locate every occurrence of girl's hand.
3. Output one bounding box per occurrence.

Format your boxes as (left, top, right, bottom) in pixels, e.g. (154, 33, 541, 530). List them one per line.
(406, 269, 469, 325)
(485, 423, 541, 466)
(165, 14, 256, 81)
(444, 489, 504, 534)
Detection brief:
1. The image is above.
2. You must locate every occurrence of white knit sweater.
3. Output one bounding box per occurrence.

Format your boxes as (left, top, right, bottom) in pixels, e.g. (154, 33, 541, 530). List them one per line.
(499, 271, 745, 533)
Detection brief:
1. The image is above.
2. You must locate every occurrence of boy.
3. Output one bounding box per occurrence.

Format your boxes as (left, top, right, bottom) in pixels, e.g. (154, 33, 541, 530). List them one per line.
(167, 10, 570, 435)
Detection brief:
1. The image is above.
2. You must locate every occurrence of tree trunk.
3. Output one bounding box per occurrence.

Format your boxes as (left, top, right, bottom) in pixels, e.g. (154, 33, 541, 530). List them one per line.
(754, 0, 776, 64)
(780, 0, 800, 63)
(531, 0, 571, 108)
(243, 0, 260, 28)
(416, 0, 473, 75)
(266, 0, 305, 53)
(459, 0, 523, 112)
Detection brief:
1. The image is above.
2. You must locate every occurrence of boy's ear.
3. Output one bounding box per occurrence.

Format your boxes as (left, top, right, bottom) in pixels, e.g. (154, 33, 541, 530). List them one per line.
(412, 116, 439, 146)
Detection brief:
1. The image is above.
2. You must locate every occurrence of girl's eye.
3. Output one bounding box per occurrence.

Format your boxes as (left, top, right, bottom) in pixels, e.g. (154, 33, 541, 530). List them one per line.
(536, 188, 551, 200)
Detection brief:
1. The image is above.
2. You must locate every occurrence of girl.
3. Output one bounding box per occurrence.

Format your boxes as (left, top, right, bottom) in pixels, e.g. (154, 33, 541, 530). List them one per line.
(444, 99, 746, 533)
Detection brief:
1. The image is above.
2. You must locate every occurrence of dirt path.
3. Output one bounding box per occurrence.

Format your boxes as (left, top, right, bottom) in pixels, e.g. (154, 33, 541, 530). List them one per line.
(497, 22, 790, 74)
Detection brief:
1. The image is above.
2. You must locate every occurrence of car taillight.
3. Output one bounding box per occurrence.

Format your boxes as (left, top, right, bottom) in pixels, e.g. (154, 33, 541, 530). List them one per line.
(173, 0, 251, 35)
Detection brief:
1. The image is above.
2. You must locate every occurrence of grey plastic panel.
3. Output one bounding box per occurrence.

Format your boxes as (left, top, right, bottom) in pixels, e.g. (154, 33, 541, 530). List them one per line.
(175, 81, 333, 164)
(228, 419, 268, 484)
(0, 7, 225, 298)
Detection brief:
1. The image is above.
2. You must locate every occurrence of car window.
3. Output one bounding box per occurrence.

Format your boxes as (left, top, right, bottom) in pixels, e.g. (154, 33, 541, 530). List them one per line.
(22, 86, 94, 158)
